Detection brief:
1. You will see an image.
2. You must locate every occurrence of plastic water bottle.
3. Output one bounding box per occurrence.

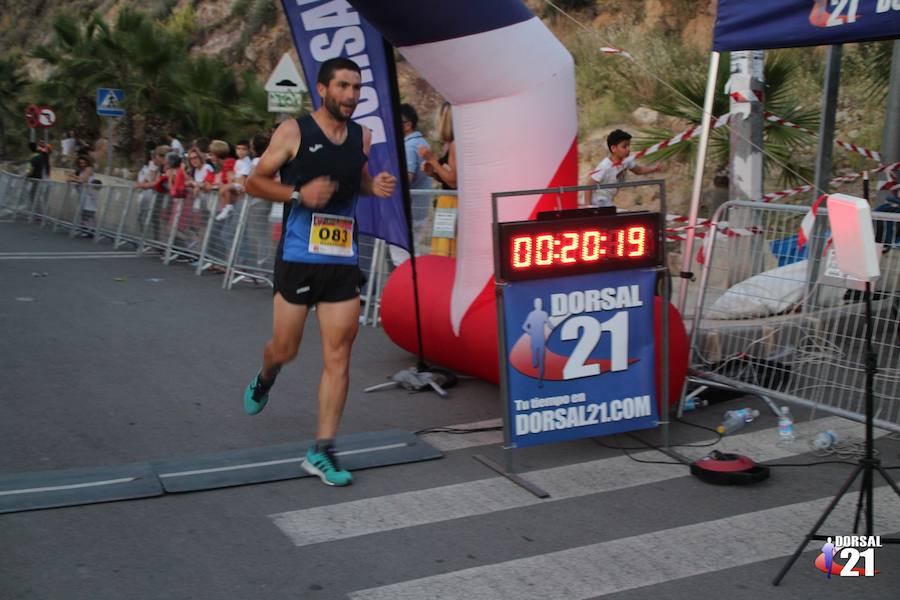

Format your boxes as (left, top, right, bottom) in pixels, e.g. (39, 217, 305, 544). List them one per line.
(813, 430, 839, 450)
(683, 397, 709, 412)
(778, 406, 795, 442)
(716, 409, 759, 435)
(729, 408, 760, 423)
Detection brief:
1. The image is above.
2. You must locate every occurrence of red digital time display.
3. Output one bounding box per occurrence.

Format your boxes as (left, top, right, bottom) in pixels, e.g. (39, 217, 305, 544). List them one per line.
(497, 212, 659, 281)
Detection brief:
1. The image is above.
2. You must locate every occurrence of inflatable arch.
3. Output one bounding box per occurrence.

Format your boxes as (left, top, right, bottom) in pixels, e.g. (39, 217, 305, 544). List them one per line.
(348, 0, 688, 403)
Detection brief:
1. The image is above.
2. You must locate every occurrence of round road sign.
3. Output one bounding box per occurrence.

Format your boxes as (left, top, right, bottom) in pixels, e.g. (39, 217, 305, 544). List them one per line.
(37, 106, 56, 128)
(24, 104, 39, 128)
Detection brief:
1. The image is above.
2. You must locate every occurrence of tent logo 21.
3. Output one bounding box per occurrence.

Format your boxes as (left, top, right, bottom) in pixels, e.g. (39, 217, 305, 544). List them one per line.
(810, 0, 900, 28)
(809, 0, 859, 27)
(815, 536, 882, 577)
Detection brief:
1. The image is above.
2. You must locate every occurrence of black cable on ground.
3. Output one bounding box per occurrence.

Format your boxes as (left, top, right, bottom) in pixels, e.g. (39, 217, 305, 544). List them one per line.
(415, 426, 502, 436)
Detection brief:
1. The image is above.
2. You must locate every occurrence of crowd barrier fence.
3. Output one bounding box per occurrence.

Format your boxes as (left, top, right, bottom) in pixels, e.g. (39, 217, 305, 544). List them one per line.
(0, 172, 457, 327)
(685, 199, 900, 433)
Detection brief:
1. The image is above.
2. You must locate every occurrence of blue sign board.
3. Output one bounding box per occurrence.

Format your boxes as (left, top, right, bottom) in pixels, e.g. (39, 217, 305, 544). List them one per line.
(96, 88, 125, 117)
(501, 268, 659, 448)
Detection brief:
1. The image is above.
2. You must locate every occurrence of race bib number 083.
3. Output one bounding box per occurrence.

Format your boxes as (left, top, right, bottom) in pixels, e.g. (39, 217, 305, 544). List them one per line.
(309, 213, 354, 257)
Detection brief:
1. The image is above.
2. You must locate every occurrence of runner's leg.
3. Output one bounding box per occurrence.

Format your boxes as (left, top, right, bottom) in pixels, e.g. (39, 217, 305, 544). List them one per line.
(263, 292, 309, 379)
(314, 297, 360, 439)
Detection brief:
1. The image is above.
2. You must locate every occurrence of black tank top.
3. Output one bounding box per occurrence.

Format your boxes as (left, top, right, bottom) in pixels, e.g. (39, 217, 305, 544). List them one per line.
(277, 115, 367, 259)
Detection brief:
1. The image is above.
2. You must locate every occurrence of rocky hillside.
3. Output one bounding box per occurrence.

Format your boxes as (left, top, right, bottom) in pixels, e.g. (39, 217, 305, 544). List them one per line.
(5, 1, 891, 215)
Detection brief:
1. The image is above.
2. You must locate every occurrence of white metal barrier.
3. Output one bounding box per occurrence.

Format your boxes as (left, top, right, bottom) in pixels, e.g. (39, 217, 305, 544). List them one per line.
(1, 171, 457, 327)
(686, 199, 900, 432)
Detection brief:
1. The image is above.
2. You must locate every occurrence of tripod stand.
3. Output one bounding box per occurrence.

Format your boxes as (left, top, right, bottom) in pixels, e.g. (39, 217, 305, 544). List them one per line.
(773, 281, 900, 585)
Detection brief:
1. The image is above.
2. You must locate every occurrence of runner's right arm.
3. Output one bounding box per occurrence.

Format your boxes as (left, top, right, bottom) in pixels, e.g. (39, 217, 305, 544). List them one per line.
(246, 119, 335, 208)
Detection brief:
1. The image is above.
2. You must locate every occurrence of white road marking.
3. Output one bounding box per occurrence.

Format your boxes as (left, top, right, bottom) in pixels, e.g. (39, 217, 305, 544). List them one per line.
(159, 443, 410, 478)
(349, 487, 900, 600)
(0, 477, 138, 496)
(271, 417, 881, 547)
(0, 252, 138, 260)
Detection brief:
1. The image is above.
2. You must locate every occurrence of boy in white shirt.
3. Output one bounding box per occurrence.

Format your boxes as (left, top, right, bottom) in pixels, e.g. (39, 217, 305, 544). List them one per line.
(216, 140, 252, 221)
(582, 129, 662, 208)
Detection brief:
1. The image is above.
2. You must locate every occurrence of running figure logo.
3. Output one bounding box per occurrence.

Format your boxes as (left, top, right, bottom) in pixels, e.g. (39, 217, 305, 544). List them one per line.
(821, 538, 836, 578)
(522, 298, 550, 386)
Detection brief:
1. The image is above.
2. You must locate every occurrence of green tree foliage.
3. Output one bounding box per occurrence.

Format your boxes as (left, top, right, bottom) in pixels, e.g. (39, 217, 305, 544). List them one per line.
(0, 55, 31, 158)
(31, 8, 273, 165)
(635, 52, 819, 187)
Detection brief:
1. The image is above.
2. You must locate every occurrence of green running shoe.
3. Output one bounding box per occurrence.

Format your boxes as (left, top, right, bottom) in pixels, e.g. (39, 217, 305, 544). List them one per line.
(243, 371, 271, 415)
(301, 446, 353, 486)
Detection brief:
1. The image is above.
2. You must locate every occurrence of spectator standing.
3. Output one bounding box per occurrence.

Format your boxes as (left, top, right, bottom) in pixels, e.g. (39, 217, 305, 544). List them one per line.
(203, 139, 234, 268)
(390, 103, 432, 266)
(68, 155, 97, 236)
(166, 132, 185, 157)
(239, 133, 274, 268)
(419, 102, 457, 257)
(133, 145, 171, 243)
(61, 131, 77, 166)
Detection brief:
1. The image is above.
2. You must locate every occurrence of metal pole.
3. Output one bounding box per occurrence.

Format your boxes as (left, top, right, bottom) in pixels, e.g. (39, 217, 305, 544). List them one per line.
(728, 50, 765, 203)
(879, 41, 900, 205)
(728, 50, 765, 283)
(383, 37, 427, 371)
(806, 45, 842, 302)
(677, 51, 720, 312)
(107, 119, 114, 175)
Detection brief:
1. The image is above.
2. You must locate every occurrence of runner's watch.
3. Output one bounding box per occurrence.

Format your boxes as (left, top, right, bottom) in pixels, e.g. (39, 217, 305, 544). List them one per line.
(290, 183, 302, 204)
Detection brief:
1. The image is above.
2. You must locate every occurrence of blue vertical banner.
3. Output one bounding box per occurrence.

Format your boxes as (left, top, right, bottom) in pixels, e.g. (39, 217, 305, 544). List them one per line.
(502, 269, 658, 448)
(280, 0, 409, 249)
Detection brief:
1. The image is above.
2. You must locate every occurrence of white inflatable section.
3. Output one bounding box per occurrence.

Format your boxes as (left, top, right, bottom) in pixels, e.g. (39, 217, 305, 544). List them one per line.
(398, 17, 577, 333)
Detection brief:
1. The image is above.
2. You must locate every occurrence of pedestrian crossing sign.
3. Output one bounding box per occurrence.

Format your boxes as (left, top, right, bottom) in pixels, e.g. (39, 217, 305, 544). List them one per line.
(96, 88, 125, 117)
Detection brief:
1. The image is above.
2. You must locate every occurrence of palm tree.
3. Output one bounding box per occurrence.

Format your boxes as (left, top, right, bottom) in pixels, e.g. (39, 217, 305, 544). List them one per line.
(634, 52, 819, 188)
(31, 13, 114, 145)
(0, 55, 30, 158)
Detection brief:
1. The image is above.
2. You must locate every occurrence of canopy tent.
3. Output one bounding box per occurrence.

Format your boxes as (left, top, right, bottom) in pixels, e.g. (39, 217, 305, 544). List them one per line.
(679, 0, 900, 309)
(714, 0, 900, 51)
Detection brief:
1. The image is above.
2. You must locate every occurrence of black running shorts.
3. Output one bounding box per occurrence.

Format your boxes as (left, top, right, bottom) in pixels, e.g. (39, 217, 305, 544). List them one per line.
(273, 259, 365, 306)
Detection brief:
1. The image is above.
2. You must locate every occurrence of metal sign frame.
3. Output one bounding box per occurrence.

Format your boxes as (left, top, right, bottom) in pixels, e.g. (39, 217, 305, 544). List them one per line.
(485, 180, 672, 496)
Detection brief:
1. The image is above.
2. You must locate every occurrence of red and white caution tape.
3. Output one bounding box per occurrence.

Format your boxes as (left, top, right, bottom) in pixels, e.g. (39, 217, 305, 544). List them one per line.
(630, 113, 732, 161)
(764, 111, 883, 162)
(599, 46, 633, 59)
(797, 195, 827, 249)
(763, 112, 815, 135)
(730, 89, 764, 103)
(835, 140, 882, 162)
(762, 162, 900, 203)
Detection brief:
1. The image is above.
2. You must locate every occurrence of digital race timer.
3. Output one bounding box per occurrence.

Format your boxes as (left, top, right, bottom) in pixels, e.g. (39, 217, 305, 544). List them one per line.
(497, 211, 660, 281)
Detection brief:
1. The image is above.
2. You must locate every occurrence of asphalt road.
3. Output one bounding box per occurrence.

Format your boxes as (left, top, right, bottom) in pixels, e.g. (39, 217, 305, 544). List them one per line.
(2, 219, 899, 600)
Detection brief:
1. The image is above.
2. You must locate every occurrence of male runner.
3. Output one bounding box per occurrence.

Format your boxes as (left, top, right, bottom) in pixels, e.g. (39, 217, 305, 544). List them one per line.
(243, 57, 397, 486)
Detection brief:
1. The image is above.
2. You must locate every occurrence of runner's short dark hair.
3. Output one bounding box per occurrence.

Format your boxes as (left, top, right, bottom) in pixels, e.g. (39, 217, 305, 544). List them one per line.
(400, 104, 418, 129)
(317, 57, 361, 86)
(606, 129, 632, 150)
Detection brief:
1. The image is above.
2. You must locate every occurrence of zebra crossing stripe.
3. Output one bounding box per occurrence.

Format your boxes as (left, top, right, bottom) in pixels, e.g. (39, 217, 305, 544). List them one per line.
(271, 416, 881, 547)
(348, 487, 900, 600)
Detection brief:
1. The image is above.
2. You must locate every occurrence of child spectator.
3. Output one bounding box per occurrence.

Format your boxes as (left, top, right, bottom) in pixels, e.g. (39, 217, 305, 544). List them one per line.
(217, 139, 251, 221)
(68, 155, 97, 236)
(582, 129, 662, 208)
(203, 139, 233, 221)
